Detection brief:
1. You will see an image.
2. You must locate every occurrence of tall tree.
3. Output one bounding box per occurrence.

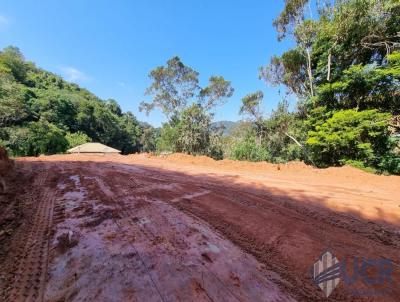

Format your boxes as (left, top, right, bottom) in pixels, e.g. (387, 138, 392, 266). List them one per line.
(239, 91, 264, 143)
(141, 56, 234, 158)
(140, 56, 199, 119)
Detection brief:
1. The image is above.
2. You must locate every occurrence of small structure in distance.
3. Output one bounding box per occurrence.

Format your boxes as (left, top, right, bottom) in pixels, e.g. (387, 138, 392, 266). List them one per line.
(67, 143, 121, 155)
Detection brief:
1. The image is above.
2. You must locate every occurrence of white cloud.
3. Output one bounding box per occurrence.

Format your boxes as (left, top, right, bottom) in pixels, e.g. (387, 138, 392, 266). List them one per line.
(61, 67, 89, 82)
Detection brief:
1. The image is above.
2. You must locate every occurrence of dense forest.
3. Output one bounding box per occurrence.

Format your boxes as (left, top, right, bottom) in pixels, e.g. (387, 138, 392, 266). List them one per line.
(0, 46, 158, 155)
(1, 0, 399, 174)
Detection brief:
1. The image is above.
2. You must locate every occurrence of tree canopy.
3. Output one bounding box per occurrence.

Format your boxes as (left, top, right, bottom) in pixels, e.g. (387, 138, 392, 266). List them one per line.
(256, 0, 400, 173)
(141, 56, 234, 158)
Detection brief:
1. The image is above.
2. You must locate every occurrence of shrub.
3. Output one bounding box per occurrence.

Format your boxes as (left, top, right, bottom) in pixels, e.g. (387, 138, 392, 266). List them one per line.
(307, 109, 392, 168)
(66, 131, 91, 148)
(231, 137, 270, 162)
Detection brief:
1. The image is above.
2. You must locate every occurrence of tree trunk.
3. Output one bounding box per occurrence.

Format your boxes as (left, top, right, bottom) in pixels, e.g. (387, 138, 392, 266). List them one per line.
(306, 49, 314, 99)
(284, 132, 316, 166)
(327, 52, 331, 81)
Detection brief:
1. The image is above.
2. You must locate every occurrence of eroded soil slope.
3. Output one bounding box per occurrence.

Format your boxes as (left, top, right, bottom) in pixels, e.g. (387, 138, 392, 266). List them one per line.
(1, 154, 399, 301)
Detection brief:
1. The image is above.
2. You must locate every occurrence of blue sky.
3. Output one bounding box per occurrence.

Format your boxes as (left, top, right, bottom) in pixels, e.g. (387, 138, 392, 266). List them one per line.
(0, 0, 293, 127)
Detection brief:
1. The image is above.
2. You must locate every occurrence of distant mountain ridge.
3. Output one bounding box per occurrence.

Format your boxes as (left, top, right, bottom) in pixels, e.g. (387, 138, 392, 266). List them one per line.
(211, 121, 238, 136)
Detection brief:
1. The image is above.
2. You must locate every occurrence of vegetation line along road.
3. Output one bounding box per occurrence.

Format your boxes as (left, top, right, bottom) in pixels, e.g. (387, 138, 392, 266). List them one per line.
(0, 0, 399, 174)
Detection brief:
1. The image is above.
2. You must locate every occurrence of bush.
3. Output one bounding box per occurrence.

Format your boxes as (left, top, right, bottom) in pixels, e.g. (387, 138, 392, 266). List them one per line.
(66, 131, 91, 148)
(377, 155, 400, 175)
(307, 109, 392, 168)
(26, 120, 68, 155)
(340, 160, 377, 174)
(4, 120, 68, 156)
(208, 132, 224, 160)
(231, 137, 270, 162)
(156, 123, 181, 152)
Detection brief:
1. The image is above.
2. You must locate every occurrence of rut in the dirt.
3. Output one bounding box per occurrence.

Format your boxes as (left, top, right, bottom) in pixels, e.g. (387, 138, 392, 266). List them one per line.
(102, 160, 400, 302)
(40, 162, 293, 302)
(0, 164, 58, 302)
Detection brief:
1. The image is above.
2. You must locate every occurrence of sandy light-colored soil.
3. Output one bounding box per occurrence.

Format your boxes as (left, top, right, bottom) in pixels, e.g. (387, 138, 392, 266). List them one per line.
(0, 153, 399, 301)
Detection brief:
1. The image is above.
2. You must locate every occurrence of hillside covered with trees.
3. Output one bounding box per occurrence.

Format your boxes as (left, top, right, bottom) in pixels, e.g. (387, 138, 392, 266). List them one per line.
(0, 46, 155, 155)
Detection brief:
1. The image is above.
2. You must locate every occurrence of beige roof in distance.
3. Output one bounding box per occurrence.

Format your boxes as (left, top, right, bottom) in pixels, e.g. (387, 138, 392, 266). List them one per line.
(67, 142, 121, 154)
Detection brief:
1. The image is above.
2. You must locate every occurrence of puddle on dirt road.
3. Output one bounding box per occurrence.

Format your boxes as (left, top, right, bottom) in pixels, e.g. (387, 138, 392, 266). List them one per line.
(44, 167, 295, 302)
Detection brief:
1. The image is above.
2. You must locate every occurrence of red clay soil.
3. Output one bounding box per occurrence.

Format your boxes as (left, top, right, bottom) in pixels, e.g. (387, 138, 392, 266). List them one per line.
(1, 153, 399, 301)
(0, 147, 13, 192)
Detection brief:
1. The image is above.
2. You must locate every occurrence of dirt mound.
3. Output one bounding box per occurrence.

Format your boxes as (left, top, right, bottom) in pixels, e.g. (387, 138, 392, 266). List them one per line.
(0, 146, 12, 169)
(0, 147, 13, 193)
(164, 152, 217, 164)
(218, 158, 313, 172)
(152, 152, 315, 173)
(152, 153, 397, 178)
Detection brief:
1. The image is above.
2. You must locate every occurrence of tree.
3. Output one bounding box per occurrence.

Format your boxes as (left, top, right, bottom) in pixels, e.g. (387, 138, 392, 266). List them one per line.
(260, 49, 309, 99)
(263, 100, 306, 162)
(117, 112, 142, 154)
(140, 123, 159, 152)
(140, 56, 199, 118)
(269, 0, 316, 99)
(0, 46, 28, 82)
(240, 91, 264, 143)
(262, 0, 400, 173)
(143, 56, 234, 157)
(199, 76, 234, 110)
(273, 0, 310, 41)
(21, 120, 68, 156)
(106, 99, 122, 116)
(316, 51, 400, 113)
(294, 19, 317, 98)
(307, 109, 392, 167)
(156, 123, 181, 153)
(177, 104, 211, 155)
(0, 75, 29, 127)
(30, 90, 77, 130)
(66, 131, 91, 148)
(141, 56, 234, 118)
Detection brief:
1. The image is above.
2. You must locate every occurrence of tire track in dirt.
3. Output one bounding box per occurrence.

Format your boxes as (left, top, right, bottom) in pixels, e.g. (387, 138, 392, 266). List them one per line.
(6, 157, 398, 301)
(115, 163, 399, 250)
(113, 183, 241, 302)
(91, 166, 292, 302)
(120, 163, 400, 250)
(5, 167, 56, 302)
(172, 188, 399, 301)
(98, 165, 327, 300)
(87, 173, 167, 302)
(107, 162, 400, 301)
(92, 175, 180, 302)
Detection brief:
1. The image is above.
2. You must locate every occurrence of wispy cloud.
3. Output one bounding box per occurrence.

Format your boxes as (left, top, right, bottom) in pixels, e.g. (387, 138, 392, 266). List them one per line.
(117, 81, 126, 87)
(61, 67, 90, 82)
(0, 15, 11, 29)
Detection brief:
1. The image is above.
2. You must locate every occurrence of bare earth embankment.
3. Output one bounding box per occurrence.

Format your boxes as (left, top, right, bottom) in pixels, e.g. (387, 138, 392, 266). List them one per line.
(0, 153, 399, 301)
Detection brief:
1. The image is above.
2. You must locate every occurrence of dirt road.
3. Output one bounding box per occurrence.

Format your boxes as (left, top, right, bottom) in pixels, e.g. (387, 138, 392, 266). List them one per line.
(0, 154, 399, 301)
